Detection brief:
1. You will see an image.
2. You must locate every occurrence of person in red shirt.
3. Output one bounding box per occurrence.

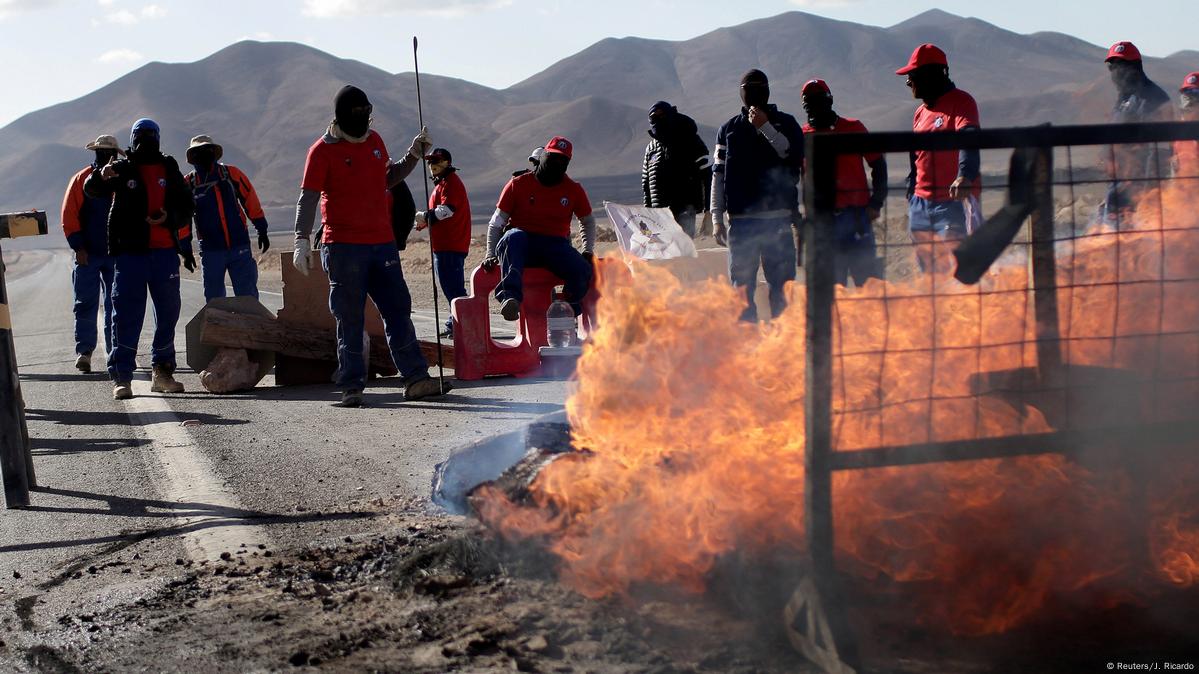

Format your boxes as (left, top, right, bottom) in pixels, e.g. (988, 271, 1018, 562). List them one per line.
(800, 79, 887, 287)
(292, 85, 448, 407)
(482, 136, 596, 321)
(1173, 72, 1199, 180)
(895, 43, 981, 273)
(83, 119, 196, 400)
(414, 147, 471, 338)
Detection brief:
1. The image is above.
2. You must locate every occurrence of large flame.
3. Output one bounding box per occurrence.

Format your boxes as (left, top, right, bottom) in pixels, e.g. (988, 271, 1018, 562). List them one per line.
(476, 177, 1199, 636)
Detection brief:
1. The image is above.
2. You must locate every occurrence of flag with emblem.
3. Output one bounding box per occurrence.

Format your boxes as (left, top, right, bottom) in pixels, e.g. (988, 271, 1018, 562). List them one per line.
(603, 202, 697, 260)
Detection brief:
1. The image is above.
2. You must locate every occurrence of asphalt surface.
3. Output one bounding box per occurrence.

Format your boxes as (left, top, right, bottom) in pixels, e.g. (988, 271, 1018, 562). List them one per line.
(0, 245, 569, 666)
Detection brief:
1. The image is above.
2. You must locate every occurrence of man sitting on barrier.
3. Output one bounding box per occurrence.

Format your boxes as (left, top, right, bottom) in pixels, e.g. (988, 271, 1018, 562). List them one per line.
(481, 136, 596, 321)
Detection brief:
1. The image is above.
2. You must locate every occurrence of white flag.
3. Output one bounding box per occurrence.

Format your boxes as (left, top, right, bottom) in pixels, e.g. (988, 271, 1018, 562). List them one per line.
(603, 202, 698, 261)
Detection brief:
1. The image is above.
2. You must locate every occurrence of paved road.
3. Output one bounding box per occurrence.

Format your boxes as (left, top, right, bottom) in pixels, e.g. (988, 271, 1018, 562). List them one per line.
(0, 246, 567, 664)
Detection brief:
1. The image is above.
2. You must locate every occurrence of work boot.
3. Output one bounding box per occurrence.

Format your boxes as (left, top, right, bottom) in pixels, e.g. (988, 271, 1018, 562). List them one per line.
(500, 298, 521, 321)
(439, 322, 453, 339)
(113, 382, 133, 400)
(150, 366, 185, 393)
(405, 376, 452, 401)
(75, 352, 92, 374)
(335, 389, 364, 408)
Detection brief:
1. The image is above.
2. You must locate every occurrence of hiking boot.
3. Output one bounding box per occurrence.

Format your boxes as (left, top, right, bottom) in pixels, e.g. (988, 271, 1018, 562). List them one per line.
(75, 352, 92, 374)
(439, 323, 454, 339)
(405, 376, 452, 401)
(150, 366, 184, 393)
(500, 298, 521, 321)
(335, 389, 364, 408)
(113, 382, 133, 400)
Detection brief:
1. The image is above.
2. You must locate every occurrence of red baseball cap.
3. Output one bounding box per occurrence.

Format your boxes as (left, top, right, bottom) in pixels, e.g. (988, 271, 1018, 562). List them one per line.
(1181, 72, 1199, 93)
(1106, 41, 1142, 62)
(896, 43, 947, 75)
(544, 136, 573, 159)
(801, 79, 832, 97)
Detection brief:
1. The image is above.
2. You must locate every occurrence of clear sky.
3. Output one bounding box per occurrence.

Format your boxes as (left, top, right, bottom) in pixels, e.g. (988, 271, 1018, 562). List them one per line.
(0, 0, 1194, 128)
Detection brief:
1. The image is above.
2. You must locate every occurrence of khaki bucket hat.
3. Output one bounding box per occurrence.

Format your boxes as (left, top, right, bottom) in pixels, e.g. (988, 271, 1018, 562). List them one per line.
(186, 134, 224, 163)
(84, 134, 124, 155)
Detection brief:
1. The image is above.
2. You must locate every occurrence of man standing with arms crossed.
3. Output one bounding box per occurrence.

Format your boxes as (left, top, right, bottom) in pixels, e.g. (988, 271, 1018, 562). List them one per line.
(711, 69, 805, 322)
(292, 85, 448, 408)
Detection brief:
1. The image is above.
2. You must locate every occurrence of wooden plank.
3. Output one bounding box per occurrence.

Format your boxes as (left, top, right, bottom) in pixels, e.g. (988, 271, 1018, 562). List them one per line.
(200, 309, 453, 372)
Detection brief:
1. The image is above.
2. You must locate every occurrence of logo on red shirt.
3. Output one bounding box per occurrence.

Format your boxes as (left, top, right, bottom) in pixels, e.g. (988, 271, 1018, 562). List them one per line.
(157, 178, 167, 188)
(560, 197, 569, 207)
(373, 149, 381, 159)
(127, 180, 137, 189)
(933, 116, 945, 129)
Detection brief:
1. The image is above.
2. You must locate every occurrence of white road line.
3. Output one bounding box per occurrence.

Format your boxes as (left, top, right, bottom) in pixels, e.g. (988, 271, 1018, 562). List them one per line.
(97, 299, 267, 562)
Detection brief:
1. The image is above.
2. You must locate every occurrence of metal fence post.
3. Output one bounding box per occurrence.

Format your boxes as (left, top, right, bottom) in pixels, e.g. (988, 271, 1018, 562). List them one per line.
(0, 211, 46, 509)
(782, 133, 858, 674)
(0, 238, 33, 508)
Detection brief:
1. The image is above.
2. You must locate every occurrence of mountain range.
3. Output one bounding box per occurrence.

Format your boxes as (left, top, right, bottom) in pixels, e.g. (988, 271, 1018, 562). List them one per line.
(1, 9, 1195, 224)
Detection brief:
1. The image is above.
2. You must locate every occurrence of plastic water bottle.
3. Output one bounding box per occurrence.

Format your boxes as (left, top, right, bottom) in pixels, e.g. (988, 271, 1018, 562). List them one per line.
(546, 286, 576, 348)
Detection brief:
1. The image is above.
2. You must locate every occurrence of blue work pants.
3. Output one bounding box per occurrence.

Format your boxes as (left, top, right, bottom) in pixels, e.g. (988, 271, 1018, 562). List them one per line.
(495, 230, 593, 315)
(321, 243, 429, 391)
(72, 253, 115, 356)
(727, 215, 796, 322)
(200, 244, 259, 301)
(433, 250, 467, 332)
(107, 249, 181, 382)
(832, 208, 880, 287)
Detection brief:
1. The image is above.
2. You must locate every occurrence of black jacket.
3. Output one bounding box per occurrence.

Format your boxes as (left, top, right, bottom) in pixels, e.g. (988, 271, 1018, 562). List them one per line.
(713, 105, 805, 216)
(642, 112, 711, 212)
(83, 153, 194, 256)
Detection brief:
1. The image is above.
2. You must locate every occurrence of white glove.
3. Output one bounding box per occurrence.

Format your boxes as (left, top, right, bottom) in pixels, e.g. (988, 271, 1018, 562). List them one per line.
(408, 126, 431, 160)
(414, 211, 428, 231)
(293, 238, 311, 275)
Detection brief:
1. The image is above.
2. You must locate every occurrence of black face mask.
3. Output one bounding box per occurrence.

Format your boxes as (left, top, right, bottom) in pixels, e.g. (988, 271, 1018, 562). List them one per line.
(94, 150, 117, 166)
(1108, 61, 1142, 94)
(536, 153, 569, 187)
(740, 83, 770, 109)
(130, 135, 160, 159)
(802, 96, 836, 129)
(334, 85, 372, 139)
(190, 148, 217, 169)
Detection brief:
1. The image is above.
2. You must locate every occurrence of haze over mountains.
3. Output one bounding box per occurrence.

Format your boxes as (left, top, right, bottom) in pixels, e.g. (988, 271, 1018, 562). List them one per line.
(1, 9, 1194, 221)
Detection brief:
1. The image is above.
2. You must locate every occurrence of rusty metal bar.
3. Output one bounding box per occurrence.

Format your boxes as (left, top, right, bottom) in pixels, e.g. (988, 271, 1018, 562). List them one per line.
(828, 420, 1199, 471)
(808, 120, 1199, 157)
(0, 238, 33, 508)
(1029, 147, 1063, 384)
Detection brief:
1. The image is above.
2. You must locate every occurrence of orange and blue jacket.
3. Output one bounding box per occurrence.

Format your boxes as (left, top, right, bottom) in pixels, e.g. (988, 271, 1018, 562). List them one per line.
(61, 163, 114, 255)
(185, 163, 268, 252)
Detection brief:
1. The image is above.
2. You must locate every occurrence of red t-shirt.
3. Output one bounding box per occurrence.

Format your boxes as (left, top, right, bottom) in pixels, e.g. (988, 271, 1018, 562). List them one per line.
(429, 171, 471, 253)
(912, 87, 981, 202)
(139, 163, 175, 249)
(802, 117, 881, 209)
(300, 131, 393, 245)
(496, 173, 591, 239)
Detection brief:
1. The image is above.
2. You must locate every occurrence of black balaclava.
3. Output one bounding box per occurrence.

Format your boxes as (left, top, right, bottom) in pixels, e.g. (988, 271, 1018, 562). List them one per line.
(93, 149, 118, 167)
(129, 118, 161, 161)
(648, 100, 676, 140)
(536, 152, 569, 187)
(189, 147, 217, 170)
(740, 69, 770, 109)
(1108, 59, 1143, 96)
(802, 91, 836, 129)
(907, 64, 952, 104)
(334, 85, 372, 139)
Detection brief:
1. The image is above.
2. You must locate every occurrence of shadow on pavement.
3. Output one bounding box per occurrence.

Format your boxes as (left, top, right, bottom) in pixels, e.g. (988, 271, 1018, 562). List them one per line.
(25, 408, 249, 427)
(3, 486, 377, 555)
(31, 437, 151, 457)
(19, 372, 106, 383)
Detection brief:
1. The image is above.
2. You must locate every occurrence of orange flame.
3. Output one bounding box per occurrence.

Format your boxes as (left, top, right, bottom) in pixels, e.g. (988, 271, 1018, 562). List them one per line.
(476, 177, 1199, 636)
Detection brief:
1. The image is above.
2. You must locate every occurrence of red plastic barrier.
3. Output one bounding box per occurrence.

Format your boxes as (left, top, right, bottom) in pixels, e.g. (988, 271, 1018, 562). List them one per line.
(451, 265, 600, 380)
